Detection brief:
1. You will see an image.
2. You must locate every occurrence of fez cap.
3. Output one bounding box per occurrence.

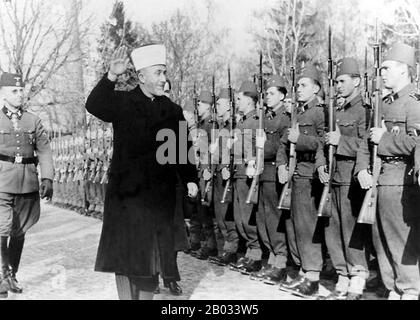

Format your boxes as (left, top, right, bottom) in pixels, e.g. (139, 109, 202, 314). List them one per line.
(131, 44, 166, 71)
(238, 80, 258, 98)
(336, 58, 360, 77)
(218, 88, 230, 100)
(199, 90, 213, 104)
(383, 42, 416, 68)
(266, 75, 287, 89)
(0, 72, 25, 88)
(183, 99, 195, 113)
(298, 63, 322, 86)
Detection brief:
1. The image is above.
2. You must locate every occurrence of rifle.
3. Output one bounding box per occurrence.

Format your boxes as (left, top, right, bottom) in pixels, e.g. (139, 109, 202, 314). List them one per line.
(357, 42, 383, 225)
(201, 76, 217, 206)
(277, 66, 297, 210)
(246, 52, 265, 205)
(318, 26, 335, 218)
(364, 47, 372, 107)
(221, 67, 236, 204)
(192, 83, 200, 171)
(416, 62, 420, 95)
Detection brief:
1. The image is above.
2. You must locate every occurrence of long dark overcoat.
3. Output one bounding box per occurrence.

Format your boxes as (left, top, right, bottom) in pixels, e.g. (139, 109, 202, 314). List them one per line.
(85, 75, 197, 278)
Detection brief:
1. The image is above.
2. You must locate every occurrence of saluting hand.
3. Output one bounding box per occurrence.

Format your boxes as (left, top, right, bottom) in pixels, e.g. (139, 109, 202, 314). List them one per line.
(108, 46, 129, 81)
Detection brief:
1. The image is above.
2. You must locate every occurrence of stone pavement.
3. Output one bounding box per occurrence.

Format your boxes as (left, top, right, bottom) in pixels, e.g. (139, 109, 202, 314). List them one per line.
(2, 202, 382, 300)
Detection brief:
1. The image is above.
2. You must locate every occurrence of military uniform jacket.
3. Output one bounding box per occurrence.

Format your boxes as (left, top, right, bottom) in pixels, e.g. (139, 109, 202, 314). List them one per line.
(355, 83, 420, 186)
(213, 118, 231, 172)
(0, 107, 53, 194)
(233, 109, 259, 178)
(276, 97, 326, 179)
(332, 95, 367, 186)
(261, 106, 290, 182)
(86, 75, 197, 278)
(196, 116, 214, 174)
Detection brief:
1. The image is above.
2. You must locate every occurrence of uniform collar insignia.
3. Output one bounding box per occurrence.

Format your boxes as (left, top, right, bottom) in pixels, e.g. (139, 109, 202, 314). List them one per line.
(266, 108, 276, 120)
(383, 93, 399, 104)
(2, 106, 23, 120)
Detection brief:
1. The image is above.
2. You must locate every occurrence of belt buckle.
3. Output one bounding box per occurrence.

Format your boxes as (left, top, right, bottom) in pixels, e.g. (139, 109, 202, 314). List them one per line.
(14, 155, 23, 164)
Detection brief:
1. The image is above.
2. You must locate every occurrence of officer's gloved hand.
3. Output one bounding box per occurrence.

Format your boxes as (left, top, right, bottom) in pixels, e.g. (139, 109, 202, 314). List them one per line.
(40, 179, 53, 200)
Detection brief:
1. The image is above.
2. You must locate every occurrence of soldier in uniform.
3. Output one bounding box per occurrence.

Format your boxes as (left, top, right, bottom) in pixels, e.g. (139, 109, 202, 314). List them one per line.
(86, 45, 198, 300)
(321, 58, 370, 300)
(357, 43, 420, 300)
(277, 64, 326, 298)
(190, 90, 218, 260)
(208, 88, 240, 267)
(250, 75, 291, 285)
(229, 80, 263, 275)
(0, 72, 53, 298)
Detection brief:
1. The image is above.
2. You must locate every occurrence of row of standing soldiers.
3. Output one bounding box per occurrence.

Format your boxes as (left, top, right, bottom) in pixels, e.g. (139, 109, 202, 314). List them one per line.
(50, 121, 113, 218)
(184, 41, 420, 300)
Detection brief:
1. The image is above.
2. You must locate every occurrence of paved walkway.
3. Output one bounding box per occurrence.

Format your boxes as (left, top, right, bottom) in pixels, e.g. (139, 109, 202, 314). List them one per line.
(3, 202, 381, 300)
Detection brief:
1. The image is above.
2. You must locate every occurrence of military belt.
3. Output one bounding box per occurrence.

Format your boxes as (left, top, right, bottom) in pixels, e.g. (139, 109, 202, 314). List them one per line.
(0, 154, 38, 165)
(296, 152, 316, 163)
(381, 156, 410, 164)
(335, 155, 356, 162)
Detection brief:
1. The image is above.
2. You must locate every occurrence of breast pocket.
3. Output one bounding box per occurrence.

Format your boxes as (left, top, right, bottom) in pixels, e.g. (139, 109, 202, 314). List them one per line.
(0, 129, 11, 145)
(338, 120, 357, 136)
(299, 123, 316, 136)
(385, 118, 405, 135)
(23, 130, 36, 145)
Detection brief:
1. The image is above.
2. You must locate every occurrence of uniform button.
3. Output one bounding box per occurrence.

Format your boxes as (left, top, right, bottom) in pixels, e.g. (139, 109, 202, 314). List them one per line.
(17, 141, 20, 143)
(17, 147, 20, 150)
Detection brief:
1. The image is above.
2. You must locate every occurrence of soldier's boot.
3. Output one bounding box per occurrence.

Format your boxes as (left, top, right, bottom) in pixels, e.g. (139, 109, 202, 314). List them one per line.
(0, 237, 10, 298)
(7, 236, 25, 294)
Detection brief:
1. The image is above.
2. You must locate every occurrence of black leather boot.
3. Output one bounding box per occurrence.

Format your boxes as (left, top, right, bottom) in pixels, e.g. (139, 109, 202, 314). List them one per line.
(7, 236, 25, 294)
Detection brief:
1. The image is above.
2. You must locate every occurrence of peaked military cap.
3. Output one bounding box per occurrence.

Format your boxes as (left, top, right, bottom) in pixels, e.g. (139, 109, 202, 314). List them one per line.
(0, 72, 25, 87)
(199, 90, 213, 104)
(298, 63, 322, 86)
(266, 75, 287, 89)
(383, 42, 416, 68)
(218, 88, 230, 100)
(336, 58, 360, 77)
(238, 80, 258, 98)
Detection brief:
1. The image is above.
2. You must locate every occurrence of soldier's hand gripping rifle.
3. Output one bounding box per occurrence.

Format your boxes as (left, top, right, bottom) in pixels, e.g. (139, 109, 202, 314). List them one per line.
(246, 52, 265, 205)
(357, 43, 383, 225)
(318, 27, 336, 218)
(277, 66, 297, 210)
(201, 76, 217, 206)
(221, 67, 236, 204)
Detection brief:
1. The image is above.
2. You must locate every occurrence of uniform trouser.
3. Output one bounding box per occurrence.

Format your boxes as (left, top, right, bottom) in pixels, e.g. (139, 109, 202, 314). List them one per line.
(374, 185, 420, 297)
(325, 184, 370, 293)
(86, 180, 96, 211)
(283, 209, 301, 268)
(291, 178, 324, 281)
(233, 178, 262, 261)
(214, 173, 239, 253)
(189, 177, 217, 250)
(256, 181, 287, 269)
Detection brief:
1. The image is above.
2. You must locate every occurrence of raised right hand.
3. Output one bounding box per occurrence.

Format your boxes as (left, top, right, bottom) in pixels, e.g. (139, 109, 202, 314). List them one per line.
(108, 46, 129, 80)
(358, 169, 373, 190)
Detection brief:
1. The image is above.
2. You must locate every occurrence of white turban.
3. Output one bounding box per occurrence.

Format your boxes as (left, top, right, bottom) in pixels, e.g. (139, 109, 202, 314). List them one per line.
(131, 44, 167, 71)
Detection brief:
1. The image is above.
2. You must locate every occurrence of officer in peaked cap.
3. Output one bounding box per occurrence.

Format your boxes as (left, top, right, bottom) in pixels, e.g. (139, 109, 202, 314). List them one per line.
(361, 42, 420, 300)
(0, 72, 53, 298)
(277, 63, 326, 298)
(320, 57, 370, 300)
(86, 45, 198, 300)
